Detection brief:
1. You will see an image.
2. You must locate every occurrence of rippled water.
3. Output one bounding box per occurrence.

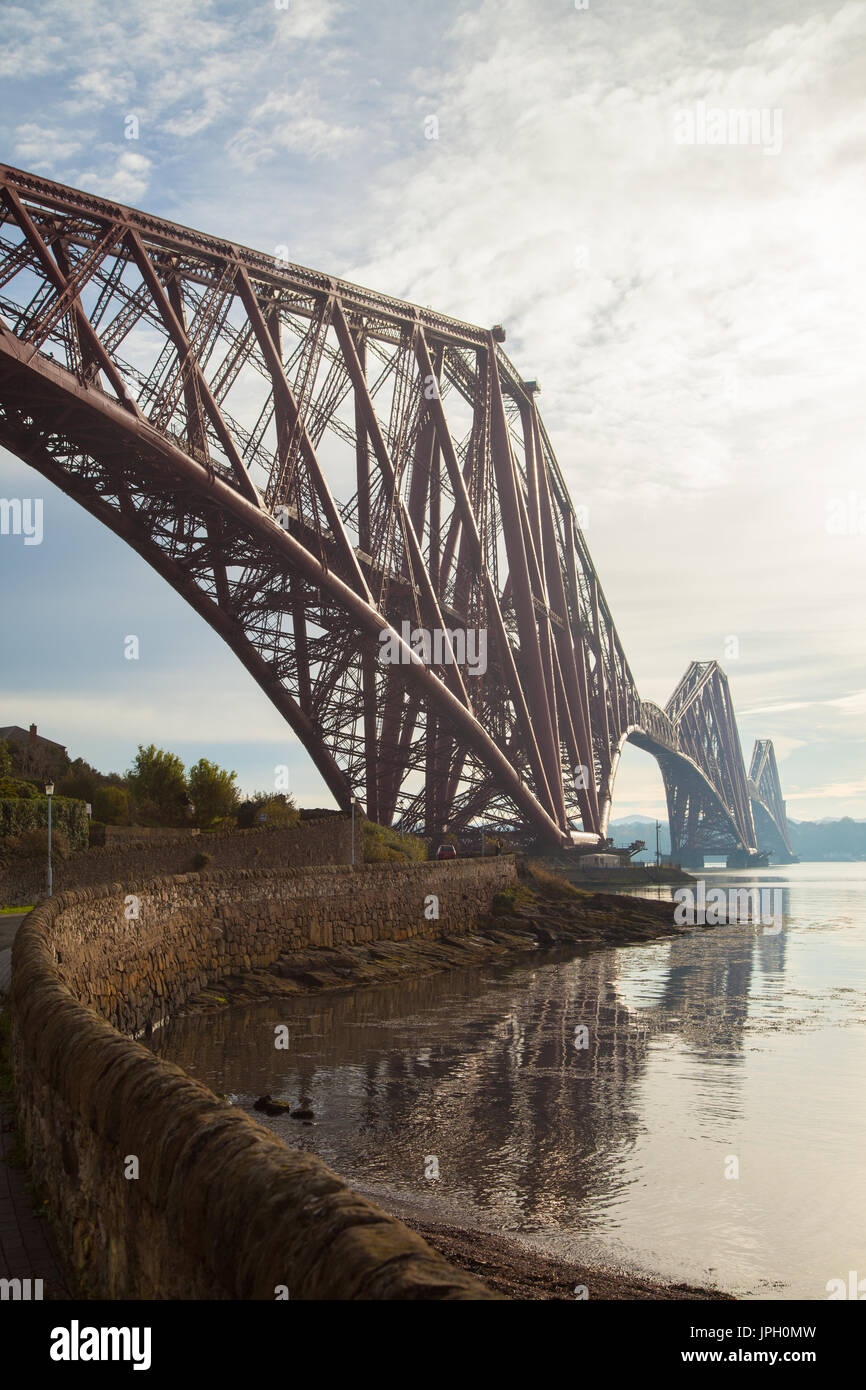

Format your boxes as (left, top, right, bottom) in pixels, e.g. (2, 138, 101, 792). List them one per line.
(150, 862, 866, 1299)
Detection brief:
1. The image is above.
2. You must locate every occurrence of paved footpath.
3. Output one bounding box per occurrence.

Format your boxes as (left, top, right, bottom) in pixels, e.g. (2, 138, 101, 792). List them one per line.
(1, 911, 70, 1297)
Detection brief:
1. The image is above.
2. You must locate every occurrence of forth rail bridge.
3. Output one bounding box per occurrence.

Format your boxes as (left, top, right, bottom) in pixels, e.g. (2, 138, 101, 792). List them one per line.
(0, 164, 793, 867)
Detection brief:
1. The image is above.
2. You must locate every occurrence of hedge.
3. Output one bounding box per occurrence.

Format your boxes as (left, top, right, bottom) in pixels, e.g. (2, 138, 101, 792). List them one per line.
(0, 777, 37, 799)
(0, 795, 89, 852)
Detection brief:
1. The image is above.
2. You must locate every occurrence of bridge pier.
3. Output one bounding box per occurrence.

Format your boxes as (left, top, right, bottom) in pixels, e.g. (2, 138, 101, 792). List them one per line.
(678, 848, 769, 870)
(725, 848, 769, 870)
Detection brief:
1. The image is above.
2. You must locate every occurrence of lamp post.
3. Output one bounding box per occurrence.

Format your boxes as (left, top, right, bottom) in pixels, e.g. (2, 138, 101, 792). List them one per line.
(351, 797, 356, 867)
(45, 782, 55, 896)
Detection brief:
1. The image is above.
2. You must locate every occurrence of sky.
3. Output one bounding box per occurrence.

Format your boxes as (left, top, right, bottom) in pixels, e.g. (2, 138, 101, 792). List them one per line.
(0, 0, 864, 821)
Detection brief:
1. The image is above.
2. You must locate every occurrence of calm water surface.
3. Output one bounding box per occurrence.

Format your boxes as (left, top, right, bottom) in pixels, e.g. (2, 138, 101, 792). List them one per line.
(150, 862, 866, 1299)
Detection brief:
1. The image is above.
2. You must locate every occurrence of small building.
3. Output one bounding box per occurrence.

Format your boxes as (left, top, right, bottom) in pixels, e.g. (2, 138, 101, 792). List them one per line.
(0, 723, 69, 780)
(579, 853, 622, 869)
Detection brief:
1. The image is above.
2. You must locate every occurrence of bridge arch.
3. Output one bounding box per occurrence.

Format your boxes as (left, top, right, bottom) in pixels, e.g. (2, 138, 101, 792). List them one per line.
(600, 670, 764, 864)
(0, 164, 791, 856)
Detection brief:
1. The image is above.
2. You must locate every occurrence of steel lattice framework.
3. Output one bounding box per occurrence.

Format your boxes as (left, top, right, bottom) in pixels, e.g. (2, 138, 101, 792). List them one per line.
(0, 165, 790, 855)
(748, 738, 795, 862)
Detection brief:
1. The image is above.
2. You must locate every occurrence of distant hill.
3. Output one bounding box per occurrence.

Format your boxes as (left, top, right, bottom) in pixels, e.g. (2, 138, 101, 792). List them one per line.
(608, 814, 866, 862)
(787, 817, 866, 861)
(608, 816, 670, 861)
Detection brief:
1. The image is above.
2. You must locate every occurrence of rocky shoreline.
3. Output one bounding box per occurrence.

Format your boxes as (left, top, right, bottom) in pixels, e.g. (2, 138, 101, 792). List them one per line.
(400, 1218, 733, 1301)
(166, 868, 733, 1301)
(175, 872, 702, 1018)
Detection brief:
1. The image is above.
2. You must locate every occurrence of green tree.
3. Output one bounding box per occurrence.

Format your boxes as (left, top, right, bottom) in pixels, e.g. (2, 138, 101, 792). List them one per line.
(127, 745, 189, 826)
(237, 791, 299, 829)
(93, 785, 129, 825)
(187, 759, 240, 829)
(0, 741, 11, 777)
(257, 795, 299, 827)
(58, 758, 100, 804)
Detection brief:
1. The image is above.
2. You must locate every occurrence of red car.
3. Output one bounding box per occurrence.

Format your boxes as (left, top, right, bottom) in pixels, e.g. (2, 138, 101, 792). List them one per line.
(436, 843, 457, 860)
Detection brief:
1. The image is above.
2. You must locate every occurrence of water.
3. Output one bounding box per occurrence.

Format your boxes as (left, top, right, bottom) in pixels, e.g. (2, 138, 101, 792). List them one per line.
(149, 862, 866, 1299)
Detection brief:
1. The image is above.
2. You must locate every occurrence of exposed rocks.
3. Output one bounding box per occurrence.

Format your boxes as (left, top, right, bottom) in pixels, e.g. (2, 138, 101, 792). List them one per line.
(252, 1096, 314, 1121)
(253, 1094, 293, 1116)
(177, 883, 686, 1018)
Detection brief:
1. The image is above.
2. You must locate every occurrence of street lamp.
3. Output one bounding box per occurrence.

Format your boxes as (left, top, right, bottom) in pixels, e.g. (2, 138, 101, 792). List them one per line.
(350, 797, 356, 867)
(45, 782, 54, 896)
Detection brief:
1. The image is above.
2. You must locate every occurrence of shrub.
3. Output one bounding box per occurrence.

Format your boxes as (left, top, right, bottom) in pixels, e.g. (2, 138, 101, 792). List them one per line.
(0, 794, 88, 854)
(524, 860, 583, 899)
(361, 820, 427, 863)
(237, 792, 299, 829)
(93, 785, 129, 825)
(265, 796, 299, 827)
(0, 777, 37, 799)
(191, 851, 211, 871)
(5, 826, 72, 860)
(362, 840, 388, 863)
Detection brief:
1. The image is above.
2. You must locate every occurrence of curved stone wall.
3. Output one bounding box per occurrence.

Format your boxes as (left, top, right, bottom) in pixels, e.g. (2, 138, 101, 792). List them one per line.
(10, 861, 514, 1299)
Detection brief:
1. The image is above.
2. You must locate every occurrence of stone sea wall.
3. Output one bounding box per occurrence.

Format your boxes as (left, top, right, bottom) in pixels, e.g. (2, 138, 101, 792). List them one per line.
(10, 859, 515, 1299)
(0, 815, 353, 907)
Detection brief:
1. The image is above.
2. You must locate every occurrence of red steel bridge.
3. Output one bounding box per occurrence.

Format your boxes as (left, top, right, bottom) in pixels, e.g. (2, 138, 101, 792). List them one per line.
(0, 165, 794, 862)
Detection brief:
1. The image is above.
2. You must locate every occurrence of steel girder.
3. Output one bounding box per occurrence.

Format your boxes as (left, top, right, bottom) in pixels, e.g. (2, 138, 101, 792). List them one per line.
(748, 739, 795, 860)
(658, 661, 758, 857)
(0, 165, 786, 849)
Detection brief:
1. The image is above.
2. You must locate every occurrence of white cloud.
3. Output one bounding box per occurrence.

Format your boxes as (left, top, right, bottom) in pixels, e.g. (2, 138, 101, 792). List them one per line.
(0, 7, 66, 79)
(272, 0, 345, 44)
(71, 68, 136, 110)
(763, 736, 806, 763)
(228, 86, 361, 164)
(77, 151, 153, 203)
(13, 123, 82, 169)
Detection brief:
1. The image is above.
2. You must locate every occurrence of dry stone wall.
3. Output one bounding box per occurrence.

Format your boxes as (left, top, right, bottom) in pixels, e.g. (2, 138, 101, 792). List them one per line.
(0, 815, 353, 906)
(10, 858, 515, 1299)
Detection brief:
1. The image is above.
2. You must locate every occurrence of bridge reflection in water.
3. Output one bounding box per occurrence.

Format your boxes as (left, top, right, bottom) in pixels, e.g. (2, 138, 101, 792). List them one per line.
(150, 870, 866, 1299)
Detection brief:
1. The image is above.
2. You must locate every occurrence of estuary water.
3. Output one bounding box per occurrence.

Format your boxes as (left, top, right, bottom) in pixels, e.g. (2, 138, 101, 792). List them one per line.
(150, 862, 866, 1299)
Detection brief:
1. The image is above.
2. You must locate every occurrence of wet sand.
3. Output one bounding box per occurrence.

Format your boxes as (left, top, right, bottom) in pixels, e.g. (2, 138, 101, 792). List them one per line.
(401, 1217, 733, 1300)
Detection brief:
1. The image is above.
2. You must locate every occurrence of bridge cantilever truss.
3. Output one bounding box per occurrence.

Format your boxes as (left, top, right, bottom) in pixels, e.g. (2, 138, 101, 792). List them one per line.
(0, 164, 791, 855)
(749, 738, 795, 862)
